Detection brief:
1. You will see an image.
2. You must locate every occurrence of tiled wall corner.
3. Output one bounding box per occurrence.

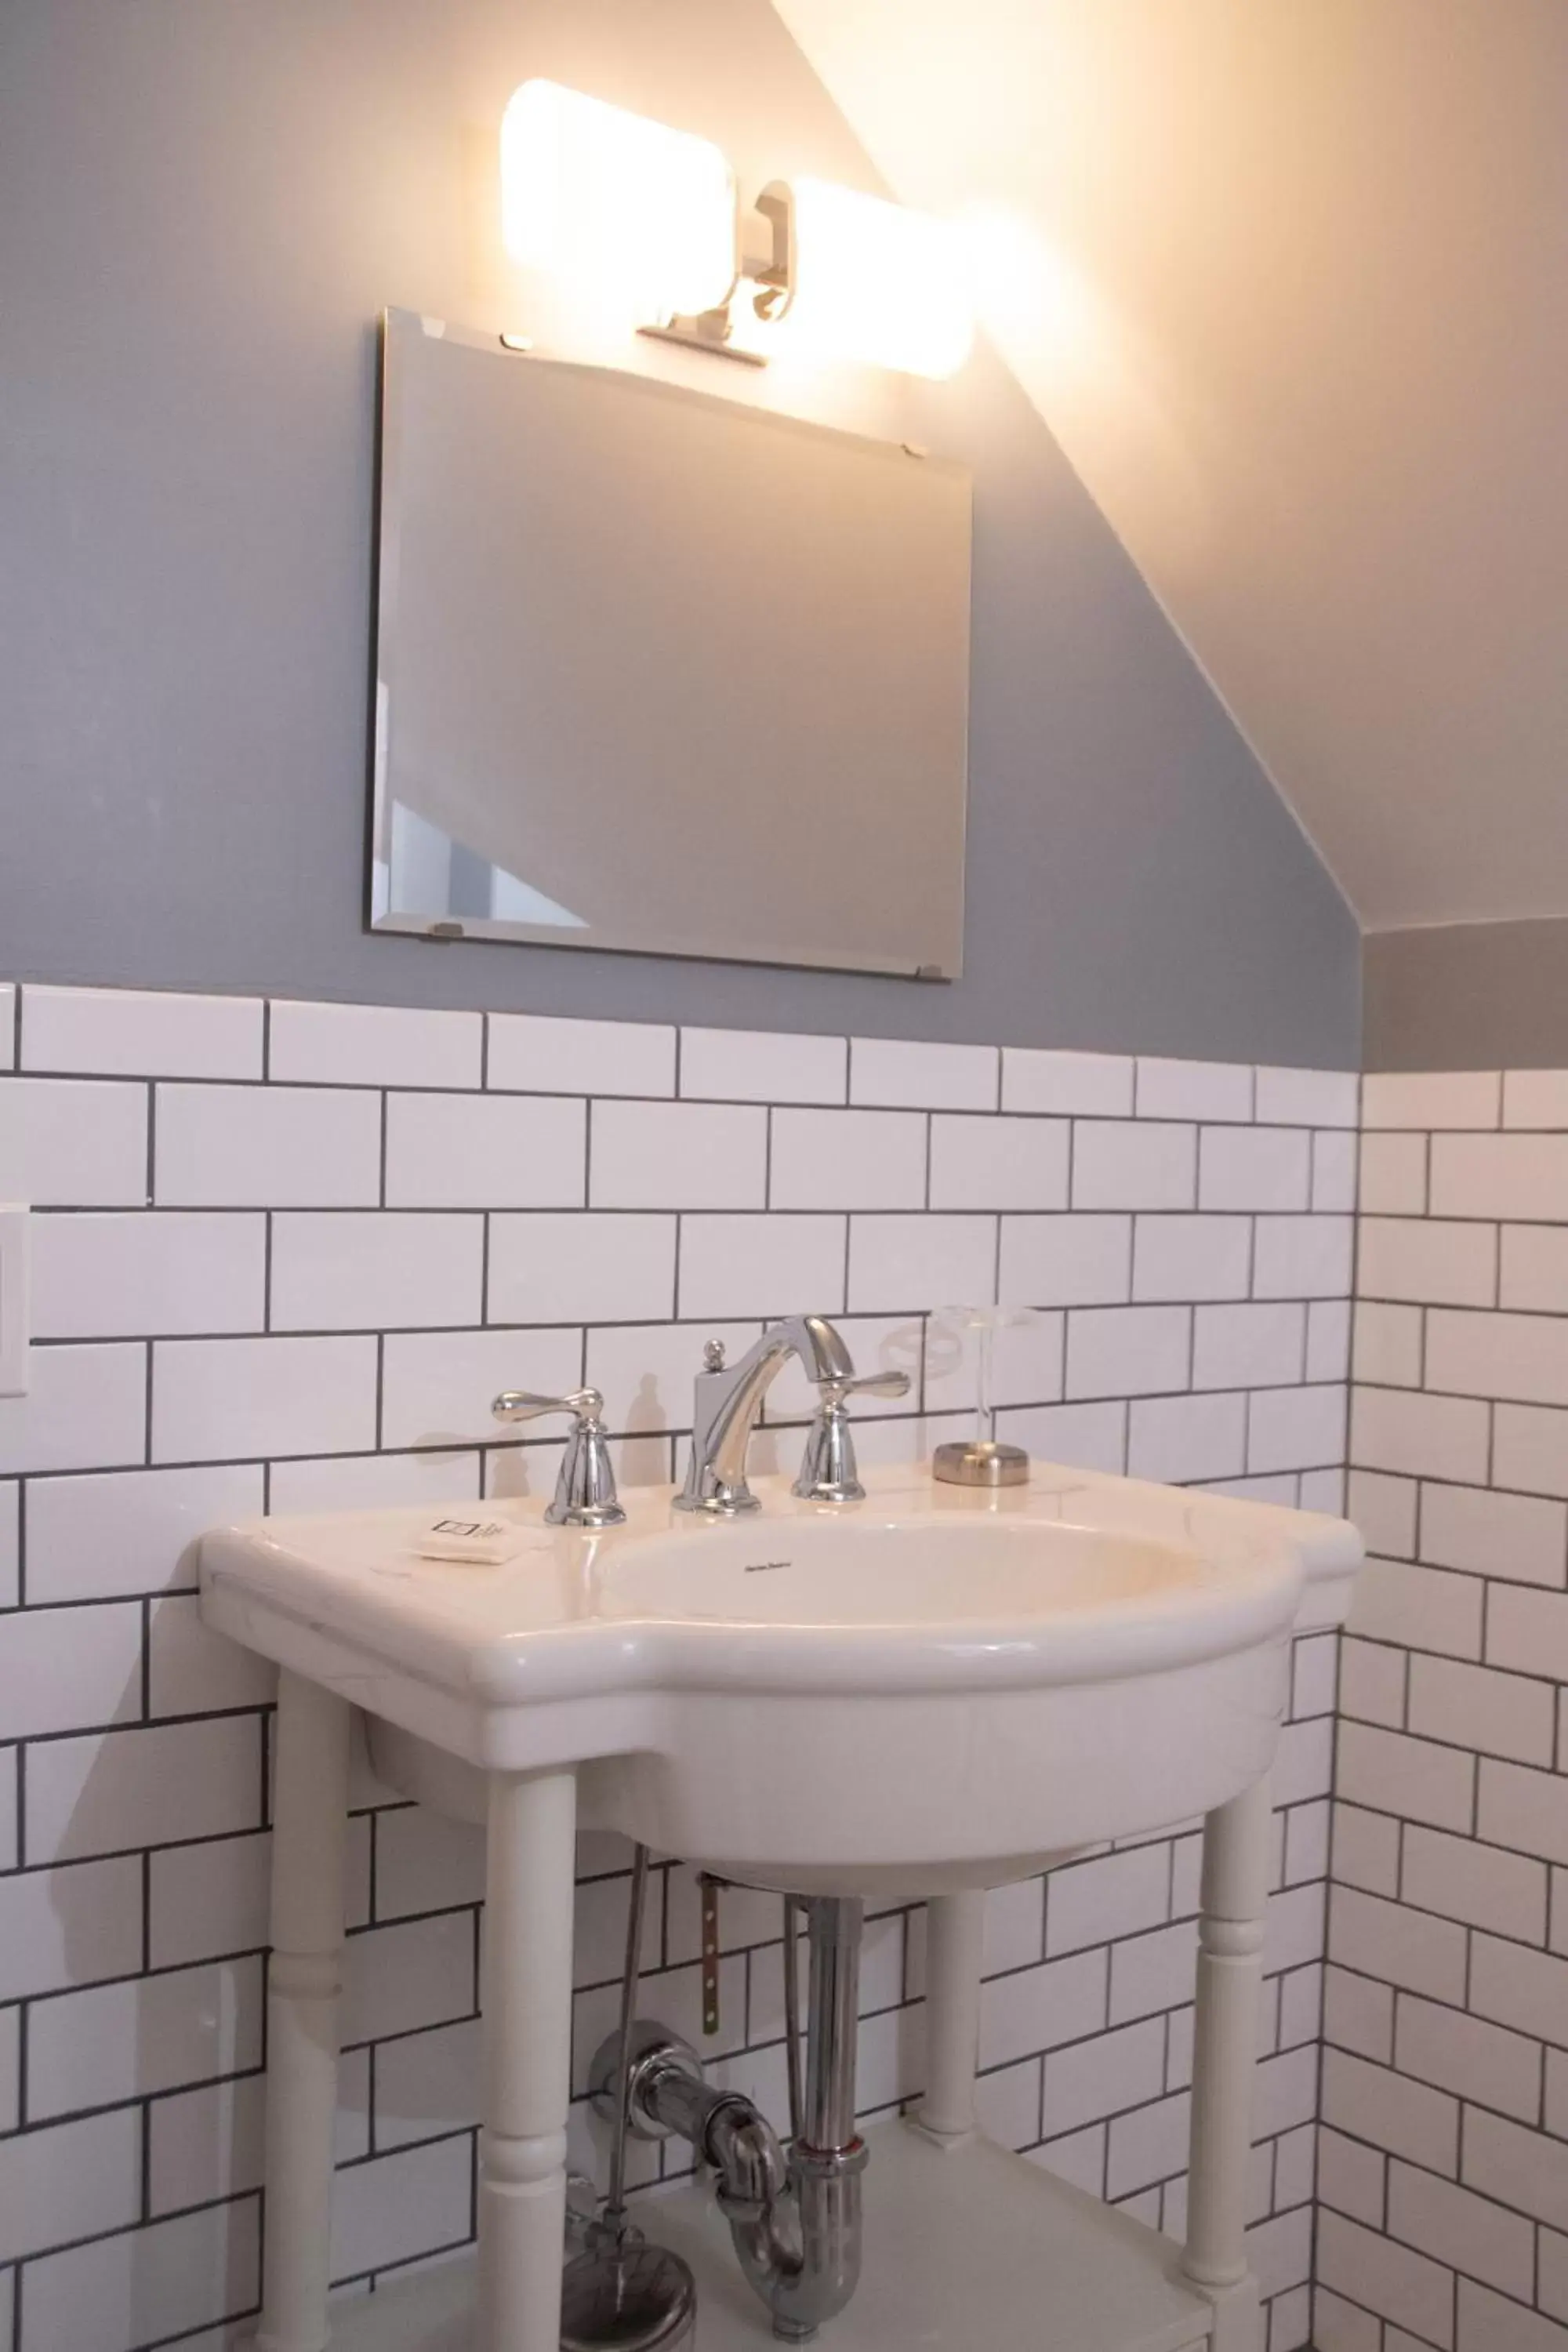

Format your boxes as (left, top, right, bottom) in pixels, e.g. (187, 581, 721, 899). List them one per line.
(0, 987, 1353, 2352)
(1327, 1067, 1568, 2352)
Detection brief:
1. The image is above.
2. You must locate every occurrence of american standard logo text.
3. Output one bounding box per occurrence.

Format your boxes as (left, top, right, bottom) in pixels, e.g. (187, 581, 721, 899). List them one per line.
(743, 1559, 792, 1575)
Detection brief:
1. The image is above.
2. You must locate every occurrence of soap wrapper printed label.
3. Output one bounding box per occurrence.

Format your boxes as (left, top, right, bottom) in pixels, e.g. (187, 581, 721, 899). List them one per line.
(415, 1515, 532, 1565)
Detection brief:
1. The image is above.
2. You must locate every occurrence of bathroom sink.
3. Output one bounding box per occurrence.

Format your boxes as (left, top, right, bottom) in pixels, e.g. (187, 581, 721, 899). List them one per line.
(201, 1463, 1359, 1896)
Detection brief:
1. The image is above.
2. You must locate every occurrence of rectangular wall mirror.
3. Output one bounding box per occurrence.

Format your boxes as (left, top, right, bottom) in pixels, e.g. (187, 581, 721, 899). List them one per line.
(370, 310, 972, 978)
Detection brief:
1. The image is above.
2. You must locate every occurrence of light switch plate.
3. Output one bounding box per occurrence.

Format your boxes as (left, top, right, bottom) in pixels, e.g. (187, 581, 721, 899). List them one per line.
(0, 1206, 30, 1396)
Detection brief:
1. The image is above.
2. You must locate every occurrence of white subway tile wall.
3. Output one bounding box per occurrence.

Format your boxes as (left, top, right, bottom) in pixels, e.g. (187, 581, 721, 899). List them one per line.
(0, 987, 1352, 2352)
(1328, 1065, 1568, 2350)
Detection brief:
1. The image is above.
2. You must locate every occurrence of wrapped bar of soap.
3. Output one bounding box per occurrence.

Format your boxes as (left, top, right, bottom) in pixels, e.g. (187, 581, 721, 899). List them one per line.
(412, 1514, 532, 1565)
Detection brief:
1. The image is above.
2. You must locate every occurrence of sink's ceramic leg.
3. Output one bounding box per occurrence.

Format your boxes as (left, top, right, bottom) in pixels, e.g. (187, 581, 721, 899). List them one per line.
(257, 1671, 352, 2352)
(479, 1766, 578, 2352)
(916, 1890, 985, 2147)
(1181, 1772, 1271, 2352)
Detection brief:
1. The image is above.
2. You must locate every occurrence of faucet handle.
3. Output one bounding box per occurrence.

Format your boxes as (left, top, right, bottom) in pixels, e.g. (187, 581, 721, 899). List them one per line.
(490, 1388, 626, 1528)
(793, 1368, 910, 1505)
(493, 1385, 605, 1425)
(814, 1370, 911, 1406)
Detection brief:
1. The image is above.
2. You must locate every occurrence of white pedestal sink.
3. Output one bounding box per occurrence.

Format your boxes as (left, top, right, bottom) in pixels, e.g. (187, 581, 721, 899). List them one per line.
(201, 1458, 1359, 2352)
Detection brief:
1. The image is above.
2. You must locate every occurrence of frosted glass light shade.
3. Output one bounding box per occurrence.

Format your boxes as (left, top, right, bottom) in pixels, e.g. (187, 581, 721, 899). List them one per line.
(779, 179, 974, 380)
(500, 80, 736, 324)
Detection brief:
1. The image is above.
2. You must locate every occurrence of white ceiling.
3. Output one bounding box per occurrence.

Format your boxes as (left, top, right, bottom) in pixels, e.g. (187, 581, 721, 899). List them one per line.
(774, 0, 1568, 931)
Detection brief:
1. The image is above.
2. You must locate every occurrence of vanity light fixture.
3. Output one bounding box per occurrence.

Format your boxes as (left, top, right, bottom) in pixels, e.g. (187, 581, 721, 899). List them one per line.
(499, 78, 975, 380)
(499, 79, 736, 326)
(756, 177, 974, 382)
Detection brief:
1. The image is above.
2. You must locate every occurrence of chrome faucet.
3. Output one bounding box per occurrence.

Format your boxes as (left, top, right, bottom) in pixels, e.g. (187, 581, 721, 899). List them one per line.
(676, 1317, 909, 1515)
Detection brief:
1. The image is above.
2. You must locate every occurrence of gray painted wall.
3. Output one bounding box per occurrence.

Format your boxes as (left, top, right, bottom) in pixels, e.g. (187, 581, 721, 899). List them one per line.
(0, 0, 1359, 1067)
(1366, 920, 1568, 1070)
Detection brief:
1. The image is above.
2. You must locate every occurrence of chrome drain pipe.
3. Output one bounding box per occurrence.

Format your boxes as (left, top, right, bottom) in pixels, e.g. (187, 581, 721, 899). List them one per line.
(593, 1895, 867, 2343)
(732, 1894, 866, 2343)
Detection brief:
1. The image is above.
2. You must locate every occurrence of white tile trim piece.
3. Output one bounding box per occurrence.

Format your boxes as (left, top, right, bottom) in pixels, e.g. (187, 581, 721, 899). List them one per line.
(928, 1115, 1071, 1214)
(0, 2107, 143, 2266)
(770, 1109, 928, 1213)
(19, 2197, 262, 2345)
(846, 1213, 999, 1314)
(1198, 1127, 1312, 1214)
(679, 1027, 847, 1105)
(24, 1462, 266, 1603)
(1135, 1058, 1254, 1124)
(380, 1326, 583, 1451)
(151, 1334, 379, 1463)
(385, 1091, 586, 1210)
(29, 1210, 267, 1340)
(0, 1481, 17, 1612)
(588, 1100, 768, 1211)
(999, 1214, 1133, 1308)
(25, 1953, 265, 2120)
(21, 985, 263, 1080)
(0, 1341, 148, 1477)
(267, 999, 482, 1090)
(1358, 1132, 1429, 1217)
(1255, 1067, 1359, 1129)
(25, 1715, 266, 1867)
(1362, 1069, 1501, 1131)
(1002, 1048, 1134, 1119)
(488, 1214, 678, 1328)
(849, 1036, 1000, 1112)
(1429, 1130, 1568, 1222)
(155, 1084, 381, 1208)
(1501, 1069, 1568, 1129)
(487, 1013, 676, 1098)
(270, 1211, 485, 1334)
(0, 1079, 149, 1209)
(0, 1203, 27, 1395)
(0, 1601, 144, 1740)
(1073, 1122, 1197, 1213)
(676, 1214, 849, 1323)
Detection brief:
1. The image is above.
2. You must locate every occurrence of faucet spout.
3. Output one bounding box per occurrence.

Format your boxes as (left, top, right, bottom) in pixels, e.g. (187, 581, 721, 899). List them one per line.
(677, 1315, 855, 1516)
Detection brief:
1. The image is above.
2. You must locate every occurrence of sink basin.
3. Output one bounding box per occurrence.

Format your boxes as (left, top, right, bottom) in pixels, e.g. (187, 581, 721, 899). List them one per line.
(595, 1511, 1229, 1627)
(201, 1462, 1360, 1896)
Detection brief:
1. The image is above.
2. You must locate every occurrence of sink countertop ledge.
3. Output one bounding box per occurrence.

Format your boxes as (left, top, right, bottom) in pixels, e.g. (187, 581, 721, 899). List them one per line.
(199, 1459, 1357, 1713)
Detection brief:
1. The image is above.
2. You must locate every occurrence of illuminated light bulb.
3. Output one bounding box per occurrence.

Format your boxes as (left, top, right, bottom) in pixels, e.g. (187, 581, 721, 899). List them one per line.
(500, 79, 736, 325)
(771, 180, 974, 381)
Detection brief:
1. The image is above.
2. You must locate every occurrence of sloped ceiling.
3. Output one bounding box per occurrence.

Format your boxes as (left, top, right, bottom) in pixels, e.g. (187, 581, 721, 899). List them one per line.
(774, 0, 1568, 931)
